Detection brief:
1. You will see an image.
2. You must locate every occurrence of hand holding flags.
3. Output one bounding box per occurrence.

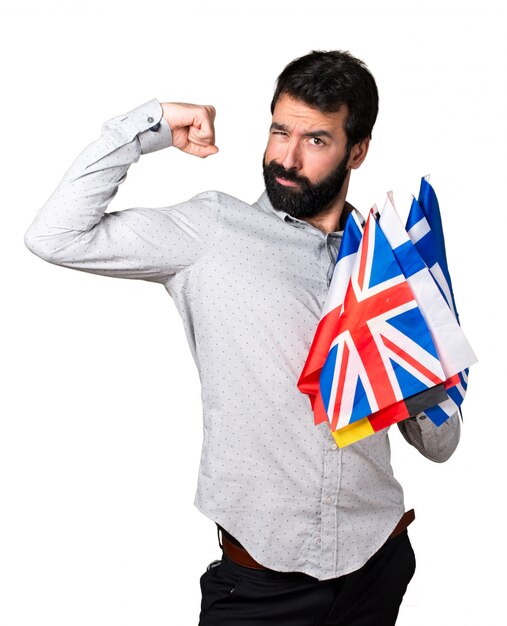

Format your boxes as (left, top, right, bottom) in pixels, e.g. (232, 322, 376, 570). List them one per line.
(298, 177, 477, 447)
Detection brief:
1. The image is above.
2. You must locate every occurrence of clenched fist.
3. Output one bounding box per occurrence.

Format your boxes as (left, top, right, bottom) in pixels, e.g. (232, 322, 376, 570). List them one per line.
(161, 102, 218, 158)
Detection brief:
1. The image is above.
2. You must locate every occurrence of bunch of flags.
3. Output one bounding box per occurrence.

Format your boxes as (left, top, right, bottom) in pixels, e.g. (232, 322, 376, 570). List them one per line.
(297, 177, 477, 448)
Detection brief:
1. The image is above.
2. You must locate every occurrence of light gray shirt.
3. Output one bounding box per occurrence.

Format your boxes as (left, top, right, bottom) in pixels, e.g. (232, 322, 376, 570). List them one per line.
(24, 98, 460, 581)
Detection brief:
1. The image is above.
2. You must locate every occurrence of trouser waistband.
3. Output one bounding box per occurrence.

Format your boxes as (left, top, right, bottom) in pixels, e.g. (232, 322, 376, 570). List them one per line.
(217, 509, 415, 571)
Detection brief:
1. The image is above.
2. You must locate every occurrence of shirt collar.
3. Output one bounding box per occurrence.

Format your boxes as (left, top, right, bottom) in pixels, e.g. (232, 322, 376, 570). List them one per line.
(255, 190, 363, 235)
(255, 190, 294, 222)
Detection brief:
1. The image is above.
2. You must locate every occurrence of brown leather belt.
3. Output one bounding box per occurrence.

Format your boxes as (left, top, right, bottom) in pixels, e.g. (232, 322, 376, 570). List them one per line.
(220, 508, 415, 571)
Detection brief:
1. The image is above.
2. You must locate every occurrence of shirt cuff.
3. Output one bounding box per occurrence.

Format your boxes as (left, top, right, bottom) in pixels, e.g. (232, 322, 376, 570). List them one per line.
(101, 97, 172, 154)
(138, 115, 172, 154)
(409, 411, 428, 422)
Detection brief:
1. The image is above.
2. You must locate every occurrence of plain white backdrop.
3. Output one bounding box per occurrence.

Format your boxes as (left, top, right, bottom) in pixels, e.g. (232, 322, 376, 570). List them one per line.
(1, 1, 505, 624)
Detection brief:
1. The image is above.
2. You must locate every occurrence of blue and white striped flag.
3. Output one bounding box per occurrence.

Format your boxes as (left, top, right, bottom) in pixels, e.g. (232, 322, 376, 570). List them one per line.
(406, 176, 473, 425)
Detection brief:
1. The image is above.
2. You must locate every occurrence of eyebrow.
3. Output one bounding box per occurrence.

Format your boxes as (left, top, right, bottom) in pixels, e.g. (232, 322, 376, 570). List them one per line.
(270, 122, 334, 140)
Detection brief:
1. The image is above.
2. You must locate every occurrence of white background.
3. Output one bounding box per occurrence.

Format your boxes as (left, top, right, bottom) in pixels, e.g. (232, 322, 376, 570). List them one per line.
(1, 1, 505, 624)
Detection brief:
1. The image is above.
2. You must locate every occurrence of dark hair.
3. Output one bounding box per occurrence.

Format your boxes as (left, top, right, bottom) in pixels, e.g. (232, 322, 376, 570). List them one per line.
(270, 50, 379, 149)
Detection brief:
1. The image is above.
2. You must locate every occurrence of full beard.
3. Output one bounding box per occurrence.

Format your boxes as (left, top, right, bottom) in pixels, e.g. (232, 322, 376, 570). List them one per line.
(262, 151, 351, 220)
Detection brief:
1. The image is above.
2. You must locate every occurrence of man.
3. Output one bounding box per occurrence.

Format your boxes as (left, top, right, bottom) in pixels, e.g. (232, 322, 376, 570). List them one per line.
(24, 50, 460, 625)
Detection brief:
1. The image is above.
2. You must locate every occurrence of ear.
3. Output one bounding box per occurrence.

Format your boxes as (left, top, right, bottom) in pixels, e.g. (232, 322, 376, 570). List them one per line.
(348, 137, 370, 170)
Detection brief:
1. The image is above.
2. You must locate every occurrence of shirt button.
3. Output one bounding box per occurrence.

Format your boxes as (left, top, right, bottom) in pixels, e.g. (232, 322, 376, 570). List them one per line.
(147, 116, 154, 123)
(330, 442, 338, 451)
(316, 537, 321, 543)
(325, 496, 333, 504)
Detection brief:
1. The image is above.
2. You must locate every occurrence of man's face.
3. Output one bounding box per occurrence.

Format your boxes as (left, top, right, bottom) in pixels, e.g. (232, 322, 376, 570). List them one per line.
(263, 94, 352, 220)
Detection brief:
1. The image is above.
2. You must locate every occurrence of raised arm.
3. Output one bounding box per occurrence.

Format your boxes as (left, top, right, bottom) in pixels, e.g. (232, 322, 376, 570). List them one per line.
(24, 98, 220, 284)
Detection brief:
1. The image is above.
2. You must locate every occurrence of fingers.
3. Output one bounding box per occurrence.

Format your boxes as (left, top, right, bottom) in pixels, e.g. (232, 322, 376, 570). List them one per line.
(197, 105, 216, 143)
(188, 107, 216, 147)
(161, 102, 218, 158)
(186, 142, 219, 159)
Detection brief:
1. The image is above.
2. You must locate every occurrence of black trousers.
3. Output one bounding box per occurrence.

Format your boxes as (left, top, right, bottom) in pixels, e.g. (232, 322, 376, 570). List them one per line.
(198, 531, 416, 625)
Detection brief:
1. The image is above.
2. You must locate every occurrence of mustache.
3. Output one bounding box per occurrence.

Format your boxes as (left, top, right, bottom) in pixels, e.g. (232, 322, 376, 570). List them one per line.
(264, 160, 311, 189)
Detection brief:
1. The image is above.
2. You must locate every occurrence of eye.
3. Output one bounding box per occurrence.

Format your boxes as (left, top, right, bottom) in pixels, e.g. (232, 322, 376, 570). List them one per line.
(309, 137, 325, 146)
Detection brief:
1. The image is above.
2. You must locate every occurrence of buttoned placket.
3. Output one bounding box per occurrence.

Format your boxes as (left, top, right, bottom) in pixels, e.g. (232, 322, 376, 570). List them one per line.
(283, 214, 345, 577)
(320, 233, 344, 576)
(319, 438, 342, 576)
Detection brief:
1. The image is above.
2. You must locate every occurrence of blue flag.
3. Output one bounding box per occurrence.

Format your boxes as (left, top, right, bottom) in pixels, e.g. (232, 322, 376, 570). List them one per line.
(406, 177, 469, 424)
(406, 176, 459, 320)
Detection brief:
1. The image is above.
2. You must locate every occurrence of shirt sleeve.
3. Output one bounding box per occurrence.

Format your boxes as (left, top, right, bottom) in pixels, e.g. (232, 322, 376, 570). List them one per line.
(397, 411, 461, 462)
(24, 98, 220, 285)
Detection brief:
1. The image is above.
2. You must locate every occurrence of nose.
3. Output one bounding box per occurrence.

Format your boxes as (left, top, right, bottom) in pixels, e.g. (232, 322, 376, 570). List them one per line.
(280, 140, 302, 171)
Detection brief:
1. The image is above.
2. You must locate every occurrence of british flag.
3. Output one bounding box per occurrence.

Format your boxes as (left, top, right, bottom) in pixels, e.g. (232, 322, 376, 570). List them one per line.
(315, 210, 447, 431)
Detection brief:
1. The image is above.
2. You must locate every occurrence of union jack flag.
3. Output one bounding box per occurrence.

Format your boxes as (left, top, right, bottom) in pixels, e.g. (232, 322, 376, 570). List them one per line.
(317, 210, 446, 431)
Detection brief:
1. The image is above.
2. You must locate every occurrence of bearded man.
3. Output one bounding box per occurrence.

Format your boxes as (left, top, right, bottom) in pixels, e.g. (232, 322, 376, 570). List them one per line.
(25, 50, 460, 625)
